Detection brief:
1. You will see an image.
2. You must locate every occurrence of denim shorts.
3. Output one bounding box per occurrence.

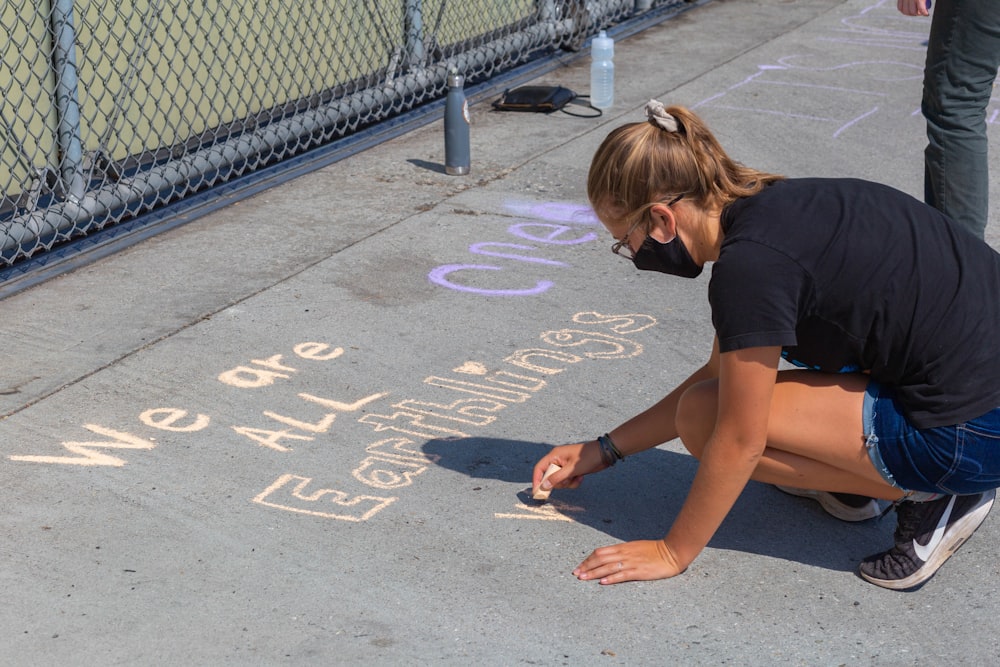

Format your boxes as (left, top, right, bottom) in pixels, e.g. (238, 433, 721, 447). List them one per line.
(863, 380, 1000, 495)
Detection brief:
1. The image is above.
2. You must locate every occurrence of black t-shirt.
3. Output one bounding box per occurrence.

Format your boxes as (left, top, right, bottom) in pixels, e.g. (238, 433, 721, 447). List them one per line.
(711, 177, 1000, 429)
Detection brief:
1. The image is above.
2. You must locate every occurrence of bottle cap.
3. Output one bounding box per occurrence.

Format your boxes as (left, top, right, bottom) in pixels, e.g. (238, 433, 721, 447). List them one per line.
(447, 68, 464, 88)
(591, 30, 614, 60)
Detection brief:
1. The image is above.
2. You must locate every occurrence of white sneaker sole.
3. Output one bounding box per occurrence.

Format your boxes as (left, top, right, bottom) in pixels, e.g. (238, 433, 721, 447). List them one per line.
(859, 490, 996, 590)
(775, 485, 881, 522)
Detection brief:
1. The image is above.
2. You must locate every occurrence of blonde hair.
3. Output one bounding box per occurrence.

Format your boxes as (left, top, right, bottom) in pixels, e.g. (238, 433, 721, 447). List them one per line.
(587, 104, 784, 229)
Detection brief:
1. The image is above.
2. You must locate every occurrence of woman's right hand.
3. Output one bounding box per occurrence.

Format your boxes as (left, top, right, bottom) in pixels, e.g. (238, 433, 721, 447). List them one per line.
(532, 440, 608, 494)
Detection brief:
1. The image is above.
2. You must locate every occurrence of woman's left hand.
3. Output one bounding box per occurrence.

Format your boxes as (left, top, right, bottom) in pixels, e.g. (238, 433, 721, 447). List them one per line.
(573, 539, 685, 584)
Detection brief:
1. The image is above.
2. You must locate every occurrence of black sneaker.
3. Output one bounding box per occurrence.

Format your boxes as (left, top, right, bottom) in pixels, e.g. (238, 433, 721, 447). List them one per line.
(775, 485, 881, 522)
(858, 489, 996, 590)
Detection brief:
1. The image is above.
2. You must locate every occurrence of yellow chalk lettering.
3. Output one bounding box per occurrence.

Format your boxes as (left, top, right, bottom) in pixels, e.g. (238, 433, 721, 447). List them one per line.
(217, 366, 292, 389)
(391, 397, 504, 426)
(298, 391, 388, 412)
(253, 474, 396, 522)
(485, 370, 546, 392)
(263, 410, 337, 434)
(358, 410, 468, 439)
(572, 311, 657, 334)
(453, 361, 489, 375)
(503, 348, 582, 375)
(232, 426, 313, 452)
(540, 329, 642, 359)
(365, 437, 441, 464)
(250, 354, 297, 372)
(293, 342, 344, 361)
(140, 408, 211, 432)
(9, 424, 155, 467)
(352, 456, 428, 489)
(495, 500, 585, 521)
(423, 376, 530, 403)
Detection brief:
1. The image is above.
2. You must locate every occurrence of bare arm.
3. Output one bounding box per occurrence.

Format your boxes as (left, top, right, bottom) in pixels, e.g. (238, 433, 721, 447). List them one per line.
(660, 345, 779, 571)
(573, 345, 780, 584)
(532, 338, 720, 490)
(609, 337, 721, 456)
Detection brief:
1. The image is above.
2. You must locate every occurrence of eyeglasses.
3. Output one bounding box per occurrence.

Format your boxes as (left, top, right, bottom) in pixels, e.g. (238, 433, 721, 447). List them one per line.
(610, 194, 684, 259)
(610, 218, 646, 259)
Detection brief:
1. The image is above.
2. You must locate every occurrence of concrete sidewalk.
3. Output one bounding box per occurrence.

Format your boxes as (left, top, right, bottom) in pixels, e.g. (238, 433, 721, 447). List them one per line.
(2, 0, 998, 664)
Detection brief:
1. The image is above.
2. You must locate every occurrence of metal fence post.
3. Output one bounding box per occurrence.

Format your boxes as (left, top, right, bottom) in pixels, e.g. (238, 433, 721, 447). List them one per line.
(404, 0, 425, 67)
(537, 0, 558, 22)
(2, 0, 659, 270)
(50, 0, 86, 201)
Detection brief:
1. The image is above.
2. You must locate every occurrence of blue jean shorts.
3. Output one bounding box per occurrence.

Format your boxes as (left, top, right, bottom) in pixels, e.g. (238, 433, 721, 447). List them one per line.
(863, 380, 1000, 495)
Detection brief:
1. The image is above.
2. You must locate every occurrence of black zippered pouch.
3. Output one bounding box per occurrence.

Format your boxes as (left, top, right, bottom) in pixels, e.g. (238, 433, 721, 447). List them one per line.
(492, 85, 578, 113)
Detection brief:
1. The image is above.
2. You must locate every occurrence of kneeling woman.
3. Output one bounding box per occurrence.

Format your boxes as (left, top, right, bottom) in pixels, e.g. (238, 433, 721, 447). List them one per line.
(533, 101, 1000, 590)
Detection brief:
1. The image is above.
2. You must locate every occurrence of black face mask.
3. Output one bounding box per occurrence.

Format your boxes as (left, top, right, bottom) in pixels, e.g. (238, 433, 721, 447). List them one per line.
(632, 234, 703, 278)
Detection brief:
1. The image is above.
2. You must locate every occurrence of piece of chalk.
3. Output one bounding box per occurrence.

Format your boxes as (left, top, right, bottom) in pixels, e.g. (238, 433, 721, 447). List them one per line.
(532, 463, 561, 501)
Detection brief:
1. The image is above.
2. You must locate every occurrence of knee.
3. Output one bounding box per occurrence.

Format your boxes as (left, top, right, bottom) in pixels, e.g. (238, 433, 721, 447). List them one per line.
(675, 379, 719, 459)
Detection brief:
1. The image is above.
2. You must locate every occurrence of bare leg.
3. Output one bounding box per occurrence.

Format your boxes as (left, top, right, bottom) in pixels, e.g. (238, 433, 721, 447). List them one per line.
(675, 370, 905, 502)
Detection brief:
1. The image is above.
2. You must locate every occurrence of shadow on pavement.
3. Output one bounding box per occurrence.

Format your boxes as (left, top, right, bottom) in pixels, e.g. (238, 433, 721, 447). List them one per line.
(423, 436, 891, 574)
(406, 158, 447, 174)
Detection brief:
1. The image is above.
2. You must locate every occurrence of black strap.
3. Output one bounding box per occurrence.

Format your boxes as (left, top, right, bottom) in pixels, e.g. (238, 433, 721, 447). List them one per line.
(559, 95, 603, 118)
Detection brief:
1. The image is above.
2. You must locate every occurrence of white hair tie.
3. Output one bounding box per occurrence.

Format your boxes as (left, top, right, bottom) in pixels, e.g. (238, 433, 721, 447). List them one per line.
(645, 99, 679, 132)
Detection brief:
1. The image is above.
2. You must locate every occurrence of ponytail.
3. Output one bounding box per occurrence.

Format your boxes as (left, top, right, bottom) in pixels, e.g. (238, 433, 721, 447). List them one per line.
(587, 101, 783, 227)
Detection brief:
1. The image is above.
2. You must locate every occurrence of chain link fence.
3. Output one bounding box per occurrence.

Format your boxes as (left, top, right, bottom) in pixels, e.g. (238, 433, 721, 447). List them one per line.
(0, 0, 684, 273)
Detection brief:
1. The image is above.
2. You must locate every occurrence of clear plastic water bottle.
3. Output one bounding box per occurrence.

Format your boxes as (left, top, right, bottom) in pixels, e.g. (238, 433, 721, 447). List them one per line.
(590, 30, 614, 110)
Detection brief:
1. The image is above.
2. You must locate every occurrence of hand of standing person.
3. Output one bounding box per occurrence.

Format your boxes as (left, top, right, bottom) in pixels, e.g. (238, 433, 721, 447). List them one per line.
(898, 0, 929, 17)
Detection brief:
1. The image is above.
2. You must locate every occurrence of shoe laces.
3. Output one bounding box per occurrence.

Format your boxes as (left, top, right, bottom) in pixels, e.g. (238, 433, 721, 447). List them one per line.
(889, 497, 938, 542)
